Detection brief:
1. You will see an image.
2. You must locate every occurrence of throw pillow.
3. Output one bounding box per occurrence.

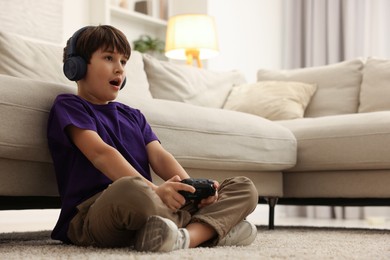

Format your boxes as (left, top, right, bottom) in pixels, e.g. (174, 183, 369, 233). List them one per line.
(257, 59, 364, 117)
(358, 58, 390, 113)
(0, 31, 68, 84)
(119, 50, 153, 100)
(223, 81, 317, 120)
(142, 54, 246, 108)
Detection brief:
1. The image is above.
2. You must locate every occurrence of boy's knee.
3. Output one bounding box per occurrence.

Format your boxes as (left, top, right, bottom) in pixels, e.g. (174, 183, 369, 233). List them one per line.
(238, 176, 258, 203)
(96, 176, 156, 215)
(110, 176, 148, 194)
(108, 176, 156, 207)
(93, 176, 160, 227)
(223, 176, 258, 208)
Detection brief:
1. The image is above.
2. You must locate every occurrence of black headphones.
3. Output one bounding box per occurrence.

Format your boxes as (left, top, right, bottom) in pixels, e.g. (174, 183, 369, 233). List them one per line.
(63, 26, 126, 90)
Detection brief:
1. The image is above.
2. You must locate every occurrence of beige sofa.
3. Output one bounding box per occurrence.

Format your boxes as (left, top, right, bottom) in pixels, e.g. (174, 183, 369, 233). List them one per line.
(0, 31, 295, 228)
(256, 58, 390, 208)
(0, 31, 389, 228)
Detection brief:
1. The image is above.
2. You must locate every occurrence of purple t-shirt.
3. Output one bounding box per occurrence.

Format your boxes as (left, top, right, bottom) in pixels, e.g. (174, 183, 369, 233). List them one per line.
(47, 94, 159, 243)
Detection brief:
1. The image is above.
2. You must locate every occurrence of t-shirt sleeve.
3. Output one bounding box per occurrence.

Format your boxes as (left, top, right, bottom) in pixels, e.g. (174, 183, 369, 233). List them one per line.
(132, 108, 159, 145)
(47, 96, 97, 147)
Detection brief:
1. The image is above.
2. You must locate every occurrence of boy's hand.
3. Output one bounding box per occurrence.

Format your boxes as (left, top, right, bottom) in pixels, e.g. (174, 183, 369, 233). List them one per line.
(155, 175, 196, 211)
(197, 180, 219, 208)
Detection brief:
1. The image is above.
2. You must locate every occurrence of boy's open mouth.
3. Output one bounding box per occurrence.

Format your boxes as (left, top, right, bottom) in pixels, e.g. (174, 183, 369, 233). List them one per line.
(109, 79, 120, 86)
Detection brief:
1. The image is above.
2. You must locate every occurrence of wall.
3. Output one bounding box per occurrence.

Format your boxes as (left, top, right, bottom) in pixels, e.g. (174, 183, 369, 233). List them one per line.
(63, 0, 91, 41)
(208, 0, 282, 82)
(170, 0, 282, 82)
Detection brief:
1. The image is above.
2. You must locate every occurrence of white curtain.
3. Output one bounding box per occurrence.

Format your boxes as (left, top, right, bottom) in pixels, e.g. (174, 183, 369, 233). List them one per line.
(281, 0, 390, 220)
(282, 0, 390, 69)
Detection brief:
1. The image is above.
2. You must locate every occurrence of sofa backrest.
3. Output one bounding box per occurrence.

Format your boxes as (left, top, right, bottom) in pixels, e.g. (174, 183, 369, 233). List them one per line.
(0, 30, 153, 100)
(359, 57, 390, 113)
(0, 31, 69, 85)
(257, 59, 364, 118)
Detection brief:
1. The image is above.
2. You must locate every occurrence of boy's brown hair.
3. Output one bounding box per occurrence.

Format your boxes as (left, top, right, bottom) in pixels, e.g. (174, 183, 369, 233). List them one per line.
(63, 25, 131, 64)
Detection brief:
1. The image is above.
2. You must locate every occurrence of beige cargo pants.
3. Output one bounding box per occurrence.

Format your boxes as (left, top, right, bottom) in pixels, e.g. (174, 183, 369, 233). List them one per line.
(67, 175, 258, 248)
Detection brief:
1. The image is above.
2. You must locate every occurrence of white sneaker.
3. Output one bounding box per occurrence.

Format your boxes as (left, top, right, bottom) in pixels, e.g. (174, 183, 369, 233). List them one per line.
(135, 215, 190, 252)
(217, 220, 257, 247)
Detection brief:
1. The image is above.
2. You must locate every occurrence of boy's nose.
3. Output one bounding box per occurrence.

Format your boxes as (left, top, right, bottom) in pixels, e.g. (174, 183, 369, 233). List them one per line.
(115, 65, 124, 74)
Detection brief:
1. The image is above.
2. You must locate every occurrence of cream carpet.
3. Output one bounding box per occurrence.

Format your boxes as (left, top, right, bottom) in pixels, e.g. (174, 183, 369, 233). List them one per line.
(0, 226, 389, 259)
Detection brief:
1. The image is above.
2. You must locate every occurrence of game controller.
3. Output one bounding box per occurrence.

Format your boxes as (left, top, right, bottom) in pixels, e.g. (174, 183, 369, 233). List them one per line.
(179, 178, 216, 201)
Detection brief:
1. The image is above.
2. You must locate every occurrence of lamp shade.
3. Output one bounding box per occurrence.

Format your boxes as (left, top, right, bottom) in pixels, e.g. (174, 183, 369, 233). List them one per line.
(165, 14, 219, 61)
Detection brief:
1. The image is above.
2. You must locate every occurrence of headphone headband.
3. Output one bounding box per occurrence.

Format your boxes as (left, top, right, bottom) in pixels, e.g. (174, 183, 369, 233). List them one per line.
(65, 26, 91, 61)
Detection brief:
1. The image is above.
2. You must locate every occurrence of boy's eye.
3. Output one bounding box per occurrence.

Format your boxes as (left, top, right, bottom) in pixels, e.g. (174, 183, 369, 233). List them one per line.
(105, 56, 113, 61)
(121, 60, 127, 66)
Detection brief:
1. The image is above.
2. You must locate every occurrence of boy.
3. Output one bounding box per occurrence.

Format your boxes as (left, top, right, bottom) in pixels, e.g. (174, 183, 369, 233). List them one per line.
(47, 25, 258, 251)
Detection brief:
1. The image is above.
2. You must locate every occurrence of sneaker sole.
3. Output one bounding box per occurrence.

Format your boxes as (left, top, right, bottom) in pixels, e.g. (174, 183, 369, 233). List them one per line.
(135, 216, 178, 252)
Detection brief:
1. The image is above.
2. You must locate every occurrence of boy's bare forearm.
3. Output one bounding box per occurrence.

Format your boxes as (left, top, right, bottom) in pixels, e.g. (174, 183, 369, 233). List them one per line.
(152, 152, 190, 180)
(155, 155, 190, 181)
(147, 142, 190, 181)
(92, 145, 158, 190)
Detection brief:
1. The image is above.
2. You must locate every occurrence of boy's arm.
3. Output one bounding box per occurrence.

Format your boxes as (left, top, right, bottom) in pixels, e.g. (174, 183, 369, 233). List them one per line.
(147, 140, 219, 209)
(146, 140, 191, 181)
(67, 125, 195, 211)
(67, 125, 157, 189)
(147, 140, 200, 210)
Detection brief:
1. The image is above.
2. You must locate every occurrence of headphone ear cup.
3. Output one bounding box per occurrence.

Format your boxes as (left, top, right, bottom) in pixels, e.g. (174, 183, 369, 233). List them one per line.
(63, 56, 87, 81)
(120, 77, 127, 90)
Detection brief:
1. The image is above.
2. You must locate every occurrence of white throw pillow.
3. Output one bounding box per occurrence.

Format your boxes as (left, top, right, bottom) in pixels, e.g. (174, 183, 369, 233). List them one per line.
(120, 51, 153, 100)
(223, 81, 317, 120)
(143, 54, 246, 108)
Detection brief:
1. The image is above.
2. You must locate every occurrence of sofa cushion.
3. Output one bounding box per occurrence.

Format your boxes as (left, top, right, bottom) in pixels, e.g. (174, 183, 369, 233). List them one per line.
(277, 112, 390, 172)
(257, 59, 364, 117)
(125, 98, 297, 172)
(142, 54, 246, 108)
(223, 81, 317, 120)
(359, 58, 390, 113)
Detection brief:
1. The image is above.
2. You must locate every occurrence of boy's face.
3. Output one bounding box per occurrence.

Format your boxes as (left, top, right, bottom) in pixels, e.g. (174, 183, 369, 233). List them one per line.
(77, 48, 128, 104)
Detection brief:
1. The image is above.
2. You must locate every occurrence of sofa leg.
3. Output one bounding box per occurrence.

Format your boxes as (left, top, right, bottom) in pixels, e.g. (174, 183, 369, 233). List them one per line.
(265, 197, 278, 230)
